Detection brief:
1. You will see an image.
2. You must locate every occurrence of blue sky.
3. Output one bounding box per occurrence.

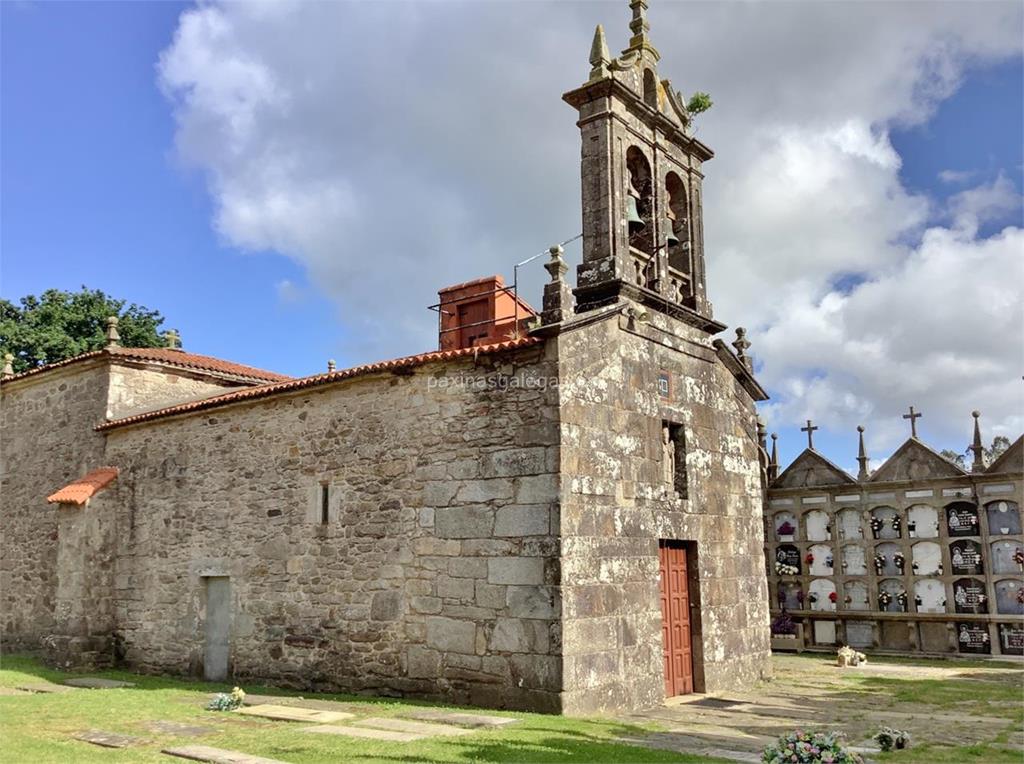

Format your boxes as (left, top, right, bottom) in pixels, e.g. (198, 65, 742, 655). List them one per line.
(2, 1, 1022, 472)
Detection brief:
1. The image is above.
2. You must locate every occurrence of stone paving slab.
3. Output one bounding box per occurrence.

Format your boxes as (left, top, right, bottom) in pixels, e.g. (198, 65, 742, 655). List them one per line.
(65, 677, 136, 689)
(235, 703, 353, 724)
(297, 724, 425, 742)
(145, 720, 217, 737)
(354, 717, 474, 737)
(163, 744, 292, 764)
(73, 729, 147, 748)
(402, 709, 520, 728)
(16, 682, 78, 694)
(0, 687, 31, 696)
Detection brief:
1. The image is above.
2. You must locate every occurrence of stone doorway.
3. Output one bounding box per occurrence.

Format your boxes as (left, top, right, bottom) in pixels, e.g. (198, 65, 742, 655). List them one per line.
(203, 576, 231, 682)
(659, 541, 695, 697)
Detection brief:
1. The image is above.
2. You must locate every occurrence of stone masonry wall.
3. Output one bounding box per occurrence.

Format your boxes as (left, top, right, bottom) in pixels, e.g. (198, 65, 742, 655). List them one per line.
(556, 307, 772, 714)
(102, 344, 565, 711)
(107, 362, 246, 420)
(0, 362, 110, 649)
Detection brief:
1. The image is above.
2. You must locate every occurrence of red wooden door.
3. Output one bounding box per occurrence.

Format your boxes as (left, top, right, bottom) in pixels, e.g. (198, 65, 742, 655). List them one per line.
(659, 541, 694, 696)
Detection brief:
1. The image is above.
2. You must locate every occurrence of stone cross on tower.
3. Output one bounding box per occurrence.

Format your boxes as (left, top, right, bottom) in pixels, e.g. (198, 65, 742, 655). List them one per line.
(801, 420, 818, 450)
(969, 411, 985, 473)
(856, 425, 870, 480)
(903, 406, 922, 439)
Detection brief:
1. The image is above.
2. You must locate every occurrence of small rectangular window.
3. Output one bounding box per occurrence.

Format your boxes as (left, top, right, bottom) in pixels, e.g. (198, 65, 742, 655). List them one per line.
(662, 421, 688, 499)
(320, 483, 330, 525)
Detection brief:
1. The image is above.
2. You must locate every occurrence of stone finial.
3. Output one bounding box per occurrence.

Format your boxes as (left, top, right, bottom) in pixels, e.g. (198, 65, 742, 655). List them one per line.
(541, 244, 574, 326)
(327, 359, 337, 373)
(970, 410, 985, 472)
(732, 327, 752, 371)
(768, 433, 779, 481)
(164, 329, 182, 350)
(105, 316, 120, 348)
(857, 425, 869, 481)
(903, 405, 922, 439)
(624, 0, 659, 59)
(2, 353, 14, 379)
(588, 24, 611, 81)
(756, 416, 767, 452)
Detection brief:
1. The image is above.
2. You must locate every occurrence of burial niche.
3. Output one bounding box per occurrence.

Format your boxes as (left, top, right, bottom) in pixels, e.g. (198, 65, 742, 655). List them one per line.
(845, 620, 874, 648)
(774, 544, 801, 575)
(950, 539, 984, 575)
(986, 500, 1021, 536)
(994, 579, 1024, 615)
(870, 506, 901, 539)
(840, 545, 867, 575)
(804, 510, 831, 541)
(906, 504, 939, 538)
(998, 623, 1024, 656)
(774, 512, 798, 541)
(777, 581, 803, 610)
(913, 578, 946, 614)
(911, 541, 942, 576)
(953, 577, 988, 614)
(813, 620, 838, 646)
(837, 508, 863, 541)
(874, 543, 904, 576)
(956, 622, 991, 654)
(807, 544, 834, 576)
(844, 580, 870, 610)
(878, 579, 907, 613)
(946, 501, 979, 537)
(808, 578, 837, 612)
(991, 540, 1023, 574)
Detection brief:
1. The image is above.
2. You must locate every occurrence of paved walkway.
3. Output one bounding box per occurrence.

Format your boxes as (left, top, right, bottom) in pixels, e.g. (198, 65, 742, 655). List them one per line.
(622, 655, 1024, 762)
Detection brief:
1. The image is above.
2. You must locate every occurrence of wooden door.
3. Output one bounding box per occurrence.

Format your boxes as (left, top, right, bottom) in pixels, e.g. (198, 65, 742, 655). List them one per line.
(659, 541, 694, 696)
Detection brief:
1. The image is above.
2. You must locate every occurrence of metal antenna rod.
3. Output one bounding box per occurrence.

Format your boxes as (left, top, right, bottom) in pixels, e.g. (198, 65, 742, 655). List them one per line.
(513, 234, 582, 333)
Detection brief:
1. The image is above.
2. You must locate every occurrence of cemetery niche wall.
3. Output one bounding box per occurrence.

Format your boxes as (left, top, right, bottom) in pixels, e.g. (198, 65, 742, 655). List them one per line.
(766, 425, 1023, 657)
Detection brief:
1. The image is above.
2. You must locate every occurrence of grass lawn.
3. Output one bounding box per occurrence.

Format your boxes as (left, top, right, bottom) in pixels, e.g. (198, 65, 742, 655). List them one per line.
(0, 654, 709, 763)
(764, 653, 1024, 764)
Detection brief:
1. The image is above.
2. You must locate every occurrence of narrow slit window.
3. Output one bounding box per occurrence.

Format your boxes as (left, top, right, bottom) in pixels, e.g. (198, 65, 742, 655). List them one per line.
(320, 483, 330, 525)
(662, 421, 688, 499)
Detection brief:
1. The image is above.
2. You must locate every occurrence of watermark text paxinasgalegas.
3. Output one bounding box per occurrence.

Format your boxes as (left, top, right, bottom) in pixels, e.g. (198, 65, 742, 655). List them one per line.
(426, 372, 559, 392)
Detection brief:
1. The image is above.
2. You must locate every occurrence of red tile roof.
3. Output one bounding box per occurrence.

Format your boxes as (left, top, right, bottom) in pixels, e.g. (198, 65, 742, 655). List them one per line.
(46, 467, 119, 505)
(1, 347, 289, 385)
(97, 336, 542, 432)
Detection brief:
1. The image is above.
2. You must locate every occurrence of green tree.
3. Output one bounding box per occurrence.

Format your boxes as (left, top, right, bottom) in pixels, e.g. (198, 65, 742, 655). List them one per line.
(941, 435, 1011, 469)
(0, 287, 165, 373)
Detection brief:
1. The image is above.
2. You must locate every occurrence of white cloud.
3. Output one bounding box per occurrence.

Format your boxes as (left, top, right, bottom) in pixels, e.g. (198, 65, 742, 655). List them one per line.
(157, 0, 1024, 453)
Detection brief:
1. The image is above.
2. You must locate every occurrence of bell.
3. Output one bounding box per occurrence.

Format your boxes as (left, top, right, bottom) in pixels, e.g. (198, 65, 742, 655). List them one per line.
(626, 195, 645, 234)
(665, 218, 680, 246)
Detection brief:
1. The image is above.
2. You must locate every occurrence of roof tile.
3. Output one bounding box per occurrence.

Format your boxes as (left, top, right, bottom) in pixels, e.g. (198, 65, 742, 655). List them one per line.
(46, 467, 119, 505)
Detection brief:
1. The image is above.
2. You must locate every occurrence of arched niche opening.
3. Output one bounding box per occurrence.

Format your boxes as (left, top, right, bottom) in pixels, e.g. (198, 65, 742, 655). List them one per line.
(991, 540, 1023, 574)
(664, 172, 692, 305)
(625, 146, 654, 263)
(869, 506, 901, 540)
(994, 579, 1024, 615)
(808, 578, 837, 612)
(840, 545, 867, 575)
(643, 68, 658, 109)
(952, 577, 988, 614)
(874, 543, 904, 576)
(843, 580, 870, 610)
(807, 544, 834, 576)
(878, 579, 907, 612)
(777, 581, 803, 610)
(911, 541, 942, 576)
(773, 512, 798, 541)
(913, 578, 946, 613)
(837, 509, 863, 541)
(804, 510, 831, 542)
(946, 501, 979, 537)
(986, 500, 1021, 536)
(950, 539, 984, 575)
(907, 504, 939, 538)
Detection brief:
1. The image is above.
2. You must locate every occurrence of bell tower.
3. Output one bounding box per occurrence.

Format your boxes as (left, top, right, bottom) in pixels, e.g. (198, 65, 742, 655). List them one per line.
(563, 0, 718, 329)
